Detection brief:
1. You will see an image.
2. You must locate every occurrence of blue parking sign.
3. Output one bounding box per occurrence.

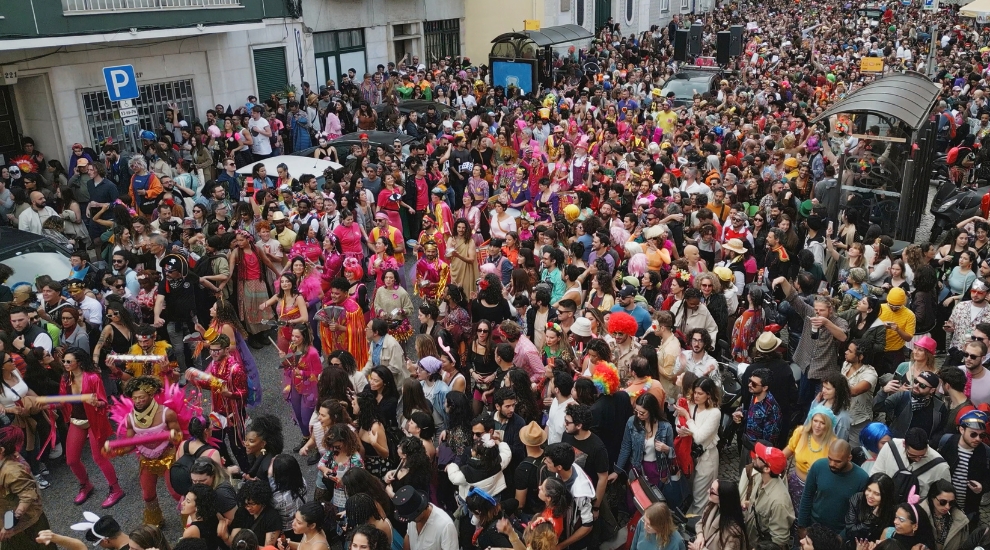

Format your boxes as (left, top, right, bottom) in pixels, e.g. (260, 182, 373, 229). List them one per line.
(103, 65, 139, 102)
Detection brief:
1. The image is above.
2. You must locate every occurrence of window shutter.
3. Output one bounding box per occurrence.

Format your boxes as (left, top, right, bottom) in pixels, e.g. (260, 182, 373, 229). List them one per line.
(253, 47, 288, 102)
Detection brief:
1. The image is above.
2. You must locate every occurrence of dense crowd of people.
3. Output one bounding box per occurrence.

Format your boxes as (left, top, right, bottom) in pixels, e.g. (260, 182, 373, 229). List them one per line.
(7, 0, 990, 549)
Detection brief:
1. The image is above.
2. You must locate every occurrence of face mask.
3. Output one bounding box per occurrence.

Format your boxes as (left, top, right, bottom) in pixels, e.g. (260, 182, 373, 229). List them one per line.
(470, 515, 479, 526)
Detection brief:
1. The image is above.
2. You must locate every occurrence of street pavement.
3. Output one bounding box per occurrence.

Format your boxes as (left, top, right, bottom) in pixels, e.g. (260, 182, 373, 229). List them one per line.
(39, 342, 322, 541)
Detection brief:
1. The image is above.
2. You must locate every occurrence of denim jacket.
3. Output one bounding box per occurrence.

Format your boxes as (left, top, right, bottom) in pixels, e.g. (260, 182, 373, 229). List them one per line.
(616, 416, 675, 472)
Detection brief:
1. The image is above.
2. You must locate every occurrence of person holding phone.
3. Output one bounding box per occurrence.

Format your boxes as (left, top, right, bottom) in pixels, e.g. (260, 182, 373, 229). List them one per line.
(0, 426, 53, 548)
(317, 424, 363, 510)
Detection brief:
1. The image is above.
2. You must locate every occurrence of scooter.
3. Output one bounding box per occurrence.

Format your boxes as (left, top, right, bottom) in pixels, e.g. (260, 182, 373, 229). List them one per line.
(929, 178, 990, 244)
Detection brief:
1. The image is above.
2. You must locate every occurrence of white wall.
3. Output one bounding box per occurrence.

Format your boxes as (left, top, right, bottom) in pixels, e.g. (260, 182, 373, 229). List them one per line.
(299, 0, 465, 68)
(0, 19, 308, 160)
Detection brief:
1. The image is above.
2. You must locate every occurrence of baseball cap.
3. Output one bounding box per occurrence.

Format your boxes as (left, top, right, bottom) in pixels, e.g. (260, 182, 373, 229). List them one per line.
(751, 442, 787, 475)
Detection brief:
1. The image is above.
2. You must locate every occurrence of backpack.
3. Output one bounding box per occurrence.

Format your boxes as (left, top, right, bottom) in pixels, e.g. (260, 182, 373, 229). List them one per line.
(889, 444, 944, 503)
(169, 440, 213, 497)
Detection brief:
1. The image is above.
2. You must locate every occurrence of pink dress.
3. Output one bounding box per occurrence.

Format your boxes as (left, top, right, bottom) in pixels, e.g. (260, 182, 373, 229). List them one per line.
(377, 188, 403, 233)
(333, 223, 364, 259)
(368, 255, 399, 290)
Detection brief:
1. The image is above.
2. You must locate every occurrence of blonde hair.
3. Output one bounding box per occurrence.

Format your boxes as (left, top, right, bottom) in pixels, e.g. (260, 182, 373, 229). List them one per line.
(800, 411, 837, 451)
(524, 520, 559, 550)
(643, 503, 677, 547)
(413, 334, 439, 361)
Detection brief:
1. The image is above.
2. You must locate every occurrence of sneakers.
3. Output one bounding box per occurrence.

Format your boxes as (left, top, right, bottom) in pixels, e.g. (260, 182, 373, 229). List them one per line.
(34, 474, 50, 490)
(37, 463, 49, 477)
(48, 443, 62, 459)
(102, 487, 125, 508)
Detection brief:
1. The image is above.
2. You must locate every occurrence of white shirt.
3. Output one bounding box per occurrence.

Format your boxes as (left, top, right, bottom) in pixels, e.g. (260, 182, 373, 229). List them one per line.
(248, 117, 273, 156)
(547, 396, 575, 445)
(17, 206, 56, 235)
(453, 94, 477, 110)
(407, 505, 458, 550)
(676, 351, 718, 379)
(72, 295, 104, 328)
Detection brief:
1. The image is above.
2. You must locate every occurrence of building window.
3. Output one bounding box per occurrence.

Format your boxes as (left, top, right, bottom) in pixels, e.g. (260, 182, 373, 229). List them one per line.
(576, 0, 584, 26)
(314, 29, 367, 88)
(253, 47, 288, 103)
(81, 79, 194, 153)
(680, 0, 688, 8)
(424, 19, 461, 62)
(392, 22, 422, 65)
(626, 0, 634, 23)
(661, 0, 669, 12)
(63, 0, 240, 15)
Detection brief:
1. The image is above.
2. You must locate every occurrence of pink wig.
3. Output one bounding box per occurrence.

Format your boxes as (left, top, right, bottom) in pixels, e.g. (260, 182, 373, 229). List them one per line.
(628, 253, 648, 277)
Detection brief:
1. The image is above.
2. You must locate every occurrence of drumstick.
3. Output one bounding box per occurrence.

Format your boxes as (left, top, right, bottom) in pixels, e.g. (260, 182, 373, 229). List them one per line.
(268, 336, 279, 348)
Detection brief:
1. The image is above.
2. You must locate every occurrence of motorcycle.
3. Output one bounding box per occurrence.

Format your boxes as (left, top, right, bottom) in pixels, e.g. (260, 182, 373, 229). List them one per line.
(929, 178, 990, 245)
(929, 147, 990, 244)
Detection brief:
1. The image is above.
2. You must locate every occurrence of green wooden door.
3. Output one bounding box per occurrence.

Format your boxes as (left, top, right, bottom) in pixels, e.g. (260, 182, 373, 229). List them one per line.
(253, 47, 288, 102)
(595, 0, 612, 32)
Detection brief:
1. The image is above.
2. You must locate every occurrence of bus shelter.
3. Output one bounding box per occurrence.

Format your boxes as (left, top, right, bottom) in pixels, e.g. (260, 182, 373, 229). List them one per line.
(810, 71, 941, 242)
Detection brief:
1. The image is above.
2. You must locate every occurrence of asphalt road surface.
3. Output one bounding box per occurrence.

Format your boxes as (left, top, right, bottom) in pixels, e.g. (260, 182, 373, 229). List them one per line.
(39, 341, 321, 542)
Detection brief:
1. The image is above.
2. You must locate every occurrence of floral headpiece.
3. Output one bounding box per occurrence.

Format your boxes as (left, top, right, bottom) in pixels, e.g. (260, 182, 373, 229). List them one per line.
(546, 322, 562, 334)
(671, 268, 692, 283)
(235, 229, 255, 244)
(479, 433, 497, 448)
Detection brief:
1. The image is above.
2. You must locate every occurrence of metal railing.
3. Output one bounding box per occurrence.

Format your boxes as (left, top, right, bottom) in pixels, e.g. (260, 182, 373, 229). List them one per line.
(63, 0, 241, 14)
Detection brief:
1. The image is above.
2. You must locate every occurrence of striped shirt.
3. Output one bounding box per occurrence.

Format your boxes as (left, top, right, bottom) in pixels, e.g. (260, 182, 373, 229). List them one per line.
(951, 445, 973, 510)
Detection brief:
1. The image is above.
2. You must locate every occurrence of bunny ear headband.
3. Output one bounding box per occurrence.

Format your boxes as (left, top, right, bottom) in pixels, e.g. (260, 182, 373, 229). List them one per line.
(71, 511, 105, 545)
(907, 485, 920, 523)
(437, 336, 455, 364)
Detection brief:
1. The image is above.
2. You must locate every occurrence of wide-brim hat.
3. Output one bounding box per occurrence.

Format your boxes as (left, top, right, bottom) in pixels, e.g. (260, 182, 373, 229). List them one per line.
(755, 332, 782, 353)
(519, 421, 547, 446)
(392, 486, 429, 522)
(159, 253, 188, 277)
(723, 238, 747, 255)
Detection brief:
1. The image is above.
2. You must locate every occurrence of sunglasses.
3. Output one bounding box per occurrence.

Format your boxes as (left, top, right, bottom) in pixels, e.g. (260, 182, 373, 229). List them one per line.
(476, 328, 489, 333)
(966, 353, 983, 360)
(936, 497, 954, 506)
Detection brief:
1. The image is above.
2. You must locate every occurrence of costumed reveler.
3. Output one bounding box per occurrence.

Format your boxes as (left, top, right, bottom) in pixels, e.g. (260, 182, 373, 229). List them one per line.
(187, 332, 249, 470)
(342, 258, 370, 323)
(278, 326, 322, 450)
(372, 268, 414, 344)
(192, 299, 262, 413)
(317, 277, 369, 368)
(59, 347, 124, 508)
(106, 375, 186, 527)
(415, 240, 449, 307)
(107, 323, 179, 385)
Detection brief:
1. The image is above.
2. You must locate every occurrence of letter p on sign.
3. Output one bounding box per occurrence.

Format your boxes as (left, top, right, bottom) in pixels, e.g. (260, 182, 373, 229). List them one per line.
(103, 65, 139, 102)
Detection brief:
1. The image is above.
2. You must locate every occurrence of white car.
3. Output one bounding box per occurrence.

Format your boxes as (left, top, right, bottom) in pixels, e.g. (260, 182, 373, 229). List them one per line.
(235, 155, 343, 190)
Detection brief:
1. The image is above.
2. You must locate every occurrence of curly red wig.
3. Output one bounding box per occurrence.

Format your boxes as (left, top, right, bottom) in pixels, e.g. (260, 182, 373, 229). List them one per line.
(606, 311, 638, 337)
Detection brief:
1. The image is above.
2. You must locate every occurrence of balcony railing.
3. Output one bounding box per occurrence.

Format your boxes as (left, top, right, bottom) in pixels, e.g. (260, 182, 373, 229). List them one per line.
(63, 0, 242, 14)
